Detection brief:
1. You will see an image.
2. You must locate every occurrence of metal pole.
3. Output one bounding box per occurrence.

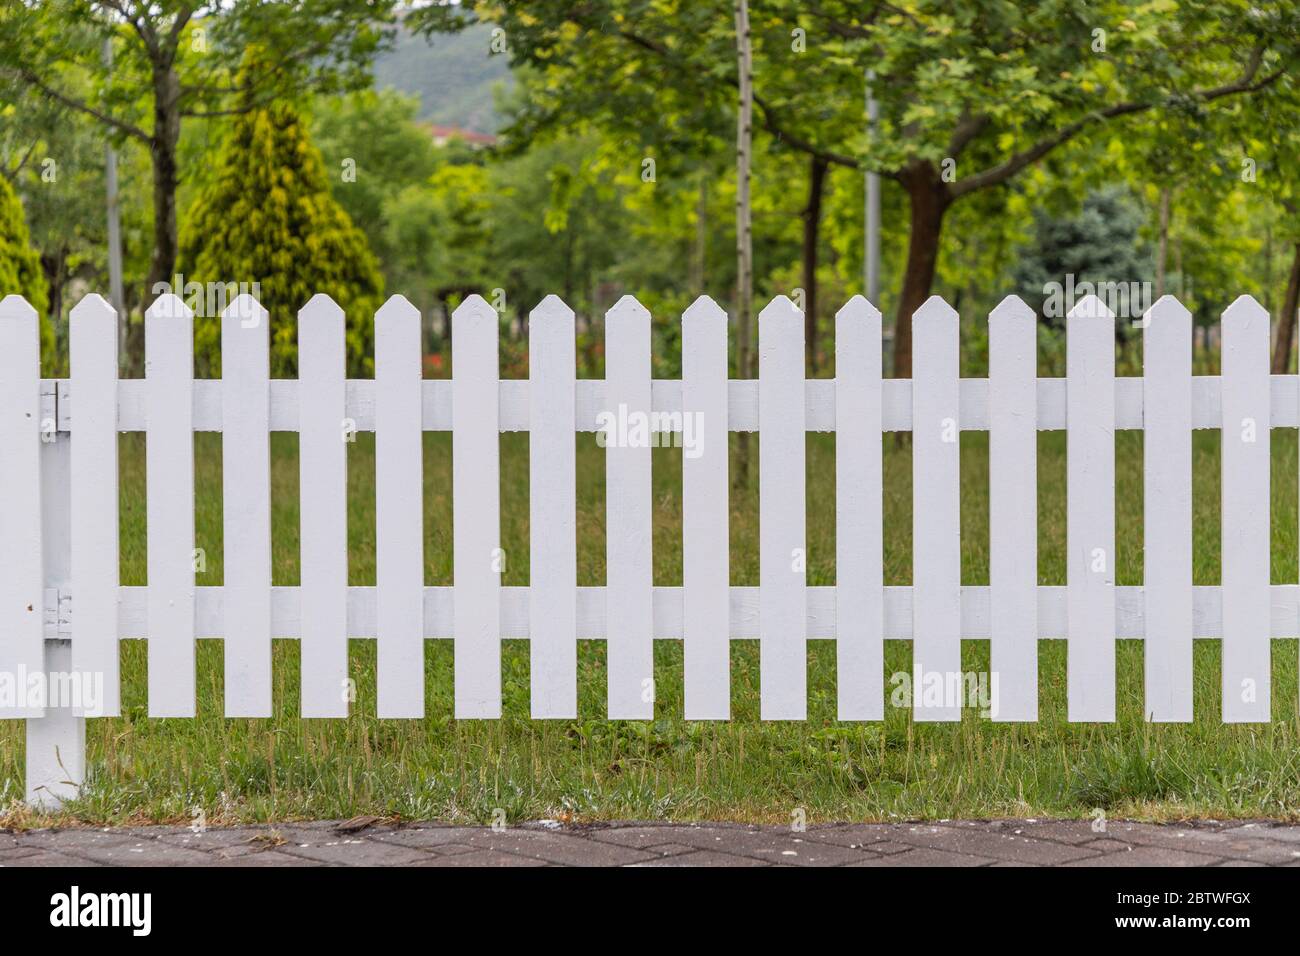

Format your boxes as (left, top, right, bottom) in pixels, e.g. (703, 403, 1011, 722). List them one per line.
(865, 70, 880, 304)
(103, 37, 126, 359)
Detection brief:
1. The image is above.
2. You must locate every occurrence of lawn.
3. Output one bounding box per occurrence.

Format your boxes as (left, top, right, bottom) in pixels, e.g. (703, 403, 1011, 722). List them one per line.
(2, 428, 1299, 825)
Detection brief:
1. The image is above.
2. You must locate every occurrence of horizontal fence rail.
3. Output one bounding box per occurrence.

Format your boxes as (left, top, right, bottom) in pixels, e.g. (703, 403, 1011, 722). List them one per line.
(1, 287, 1296, 804)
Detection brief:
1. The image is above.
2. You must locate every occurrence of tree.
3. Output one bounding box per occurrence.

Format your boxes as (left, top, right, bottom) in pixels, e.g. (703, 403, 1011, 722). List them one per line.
(177, 84, 384, 376)
(0, 1, 391, 312)
(0, 174, 55, 362)
(415, 0, 1297, 375)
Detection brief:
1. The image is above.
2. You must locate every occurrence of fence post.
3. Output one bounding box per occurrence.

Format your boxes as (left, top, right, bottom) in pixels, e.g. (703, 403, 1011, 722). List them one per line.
(27, 387, 84, 808)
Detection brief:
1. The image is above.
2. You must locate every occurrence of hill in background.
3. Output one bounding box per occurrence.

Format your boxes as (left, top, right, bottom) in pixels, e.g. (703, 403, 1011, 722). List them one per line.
(372, 21, 512, 134)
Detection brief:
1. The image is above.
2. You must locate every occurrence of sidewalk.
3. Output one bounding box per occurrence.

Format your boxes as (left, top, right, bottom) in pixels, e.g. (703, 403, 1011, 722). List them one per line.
(4, 818, 1299, 867)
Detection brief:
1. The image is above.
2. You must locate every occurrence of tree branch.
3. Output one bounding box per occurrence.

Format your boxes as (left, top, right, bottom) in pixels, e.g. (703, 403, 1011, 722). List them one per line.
(950, 51, 1285, 200)
(5, 67, 152, 144)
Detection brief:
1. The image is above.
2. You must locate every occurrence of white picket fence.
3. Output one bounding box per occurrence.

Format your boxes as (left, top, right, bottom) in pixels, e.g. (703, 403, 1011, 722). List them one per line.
(1, 288, 1294, 807)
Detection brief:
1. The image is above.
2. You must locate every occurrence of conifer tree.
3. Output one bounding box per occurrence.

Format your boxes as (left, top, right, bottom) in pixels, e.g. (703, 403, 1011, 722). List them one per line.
(180, 75, 384, 376)
(0, 174, 54, 362)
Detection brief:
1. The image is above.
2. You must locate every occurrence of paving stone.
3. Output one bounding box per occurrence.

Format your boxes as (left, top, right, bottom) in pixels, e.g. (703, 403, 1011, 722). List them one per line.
(1001, 820, 1107, 845)
(7, 819, 1300, 866)
(845, 847, 994, 867)
(453, 830, 657, 866)
(60, 840, 220, 867)
(641, 826, 872, 866)
(277, 838, 435, 866)
(890, 824, 1101, 865)
(368, 826, 469, 851)
(626, 850, 771, 867)
(210, 850, 329, 867)
(1063, 845, 1224, 866)
(3, 850, 102, 867)
(412, 849, 552, 867)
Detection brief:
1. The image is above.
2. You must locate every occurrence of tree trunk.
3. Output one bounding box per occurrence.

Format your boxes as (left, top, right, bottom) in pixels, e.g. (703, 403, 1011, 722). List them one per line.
(802, 154, 828, 372)
(144, 65, 182, 309)
(1270, 242, 1300, 374)
(891, 165, 948, 378)
(691, 171, 707, 295)
(1155, 186, 1171, 299)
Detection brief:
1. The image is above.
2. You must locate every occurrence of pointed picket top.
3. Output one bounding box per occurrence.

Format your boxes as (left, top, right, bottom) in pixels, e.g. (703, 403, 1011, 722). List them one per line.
(1143, 294, 1191, 330)
(0, 293, 38, 323)
(835, 294, 881, 323)
(453, 293, 497, 325)
(146, 291, 193, 321)
(221, 292, 267, 330)
(529, 293, 574, 326)
(683, 294, 726, 326)
(989, 294, 1034, 323)
(1066, 293, 1114, 322)
(1223, 293, 1268, 328)
(760, 294, 801, 322)
(607, 293, 649, 323)
(300, 292, 343, 323)
(913, 294, 957, 324)
(376, 293, 420, 329)
(70, 292, 116, 324)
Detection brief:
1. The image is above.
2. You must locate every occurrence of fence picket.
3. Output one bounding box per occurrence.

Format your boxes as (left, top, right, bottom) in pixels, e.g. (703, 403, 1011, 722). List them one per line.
(1221, 294, 1270, 722)
(146, 293, 196, 717)
(988, 295, 1037, 721)
(759, 295, 806, 720)
(298, 294, 349, 718)
(70, 294, 119, 717)
(1143, 295, 1193, 721)
(913, 296, 961, 721)
(452, 294, 501, 718)
(682, 295, 730, 720)
(221, 295, 271, 717)
(605, 295, 654, 718)
(1067, 294, 1116, 722)
(835, 296, 883, 720)
(0, 295, 45, 718)
(530, 295, 577, 718)
(375, 295, 425, 718)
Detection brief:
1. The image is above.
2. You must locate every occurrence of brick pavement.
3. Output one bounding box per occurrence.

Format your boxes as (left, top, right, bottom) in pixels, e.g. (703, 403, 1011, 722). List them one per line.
(4, 818, 1299, 867)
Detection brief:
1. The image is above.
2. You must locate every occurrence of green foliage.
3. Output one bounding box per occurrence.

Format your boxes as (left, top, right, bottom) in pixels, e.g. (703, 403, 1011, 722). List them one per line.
(1014, 186, 1153, 328)
(179, 93, 384, 376)
(0, 174, 54, 362)
(372, 19, 511, 131)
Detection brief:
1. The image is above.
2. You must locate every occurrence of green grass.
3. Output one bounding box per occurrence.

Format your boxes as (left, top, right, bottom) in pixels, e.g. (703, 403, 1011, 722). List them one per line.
(3, 428, 1300, 826)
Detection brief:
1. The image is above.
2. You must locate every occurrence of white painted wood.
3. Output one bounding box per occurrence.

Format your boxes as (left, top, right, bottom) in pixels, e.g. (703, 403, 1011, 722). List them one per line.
(758, 296, 806, 720)
(89, 373, 1300, 435)
(1143, 296, 1193, 722)
(107, 581, 1300, 642)
(0, 295, 45, 718)
(25, 642, 83, 807)
(1067, 294, 1116, 722)
(145, 293, 196, 717)
(298, 295, 349, 718)
(988, 295, 1037, 721)
(374, 295, 425, 718)
(221, 294, 272, 717)
(70, 294, 120, 717)
(452, 294, 501, 718)
(529, 295, 577, 718)
(912, 295, 961, 721)
(834, 296, 883, 720)
(1221, 294, 1270, 722)
(682, 296, 730, 720)
(604, 295, 654, 718)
